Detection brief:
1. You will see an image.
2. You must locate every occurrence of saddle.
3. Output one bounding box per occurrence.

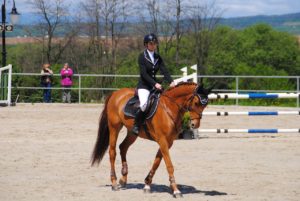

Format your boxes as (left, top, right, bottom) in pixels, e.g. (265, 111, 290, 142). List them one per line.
(123, 90, 160, 119)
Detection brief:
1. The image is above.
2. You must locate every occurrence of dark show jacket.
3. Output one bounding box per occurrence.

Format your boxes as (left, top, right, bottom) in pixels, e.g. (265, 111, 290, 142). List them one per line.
(137, 50, 173, 90)
(40, 69, 53, 84)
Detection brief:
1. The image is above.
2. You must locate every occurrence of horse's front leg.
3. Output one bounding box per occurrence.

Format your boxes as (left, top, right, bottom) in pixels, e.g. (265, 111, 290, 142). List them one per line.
(158, 138, 182, 198)
(119, 131, 138, 188)
(144, 143, 173, 192)
(143, 149, 163, 193)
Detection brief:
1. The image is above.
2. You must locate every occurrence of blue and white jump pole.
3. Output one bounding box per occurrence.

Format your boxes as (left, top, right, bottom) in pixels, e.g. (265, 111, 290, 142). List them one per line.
(208, 93, 300, 100)
(172, 68, 300, 135)
(198, 129, 300, 134)
(199, 92, 300, 135)
(202, 111, 300, 116)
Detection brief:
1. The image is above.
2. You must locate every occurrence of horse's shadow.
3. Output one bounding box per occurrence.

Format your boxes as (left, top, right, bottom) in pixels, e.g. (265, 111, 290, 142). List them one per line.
(119, 183, 227, 196)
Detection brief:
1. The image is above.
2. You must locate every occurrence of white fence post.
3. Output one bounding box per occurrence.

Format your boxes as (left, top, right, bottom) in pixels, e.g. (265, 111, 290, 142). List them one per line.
(7, 64, 12, 106)
(79, 75, 81, 104)
(0, 64, 12, 106)
(236, 77, 239, 106)
(297, 77, 299, 108)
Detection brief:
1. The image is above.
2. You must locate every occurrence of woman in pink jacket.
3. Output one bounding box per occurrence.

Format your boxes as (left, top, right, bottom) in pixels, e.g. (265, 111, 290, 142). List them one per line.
(60, 63, 73, 103)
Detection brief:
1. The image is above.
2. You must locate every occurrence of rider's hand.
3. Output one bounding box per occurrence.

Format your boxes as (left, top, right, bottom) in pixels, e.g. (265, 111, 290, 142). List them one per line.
(155, 83, 162, 90)
(170, 81, 176, 87)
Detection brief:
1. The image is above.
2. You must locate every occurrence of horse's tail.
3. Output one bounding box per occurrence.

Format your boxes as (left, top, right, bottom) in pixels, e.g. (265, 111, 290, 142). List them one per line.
(91, 94, 112, 166)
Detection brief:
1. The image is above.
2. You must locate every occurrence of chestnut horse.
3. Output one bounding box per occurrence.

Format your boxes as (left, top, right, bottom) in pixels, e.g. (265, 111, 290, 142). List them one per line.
(91, 82, 210, 197)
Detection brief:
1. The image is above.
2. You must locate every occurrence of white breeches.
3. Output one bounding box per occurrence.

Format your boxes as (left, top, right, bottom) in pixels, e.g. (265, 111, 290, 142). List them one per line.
(138, 89, 150, 112)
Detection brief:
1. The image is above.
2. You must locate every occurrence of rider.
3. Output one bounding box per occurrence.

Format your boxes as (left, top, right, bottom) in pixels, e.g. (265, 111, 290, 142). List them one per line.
(132, 33, 176, 135)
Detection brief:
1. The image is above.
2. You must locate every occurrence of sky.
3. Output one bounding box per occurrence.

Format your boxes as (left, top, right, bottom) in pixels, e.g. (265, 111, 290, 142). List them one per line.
(5, 0, 300, 21)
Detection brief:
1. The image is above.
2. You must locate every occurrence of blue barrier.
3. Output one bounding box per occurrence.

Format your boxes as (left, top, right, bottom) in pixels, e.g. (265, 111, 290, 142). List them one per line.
(248, 94, 278, 99)
(248, 111, 278, 115)
(248, 129, 278, 133)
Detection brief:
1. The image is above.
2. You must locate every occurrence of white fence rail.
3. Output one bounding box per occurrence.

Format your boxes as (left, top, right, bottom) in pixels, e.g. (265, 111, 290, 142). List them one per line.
(6, 73, 300, 107)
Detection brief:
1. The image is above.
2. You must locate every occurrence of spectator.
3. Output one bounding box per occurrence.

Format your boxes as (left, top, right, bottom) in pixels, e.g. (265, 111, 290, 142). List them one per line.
(60, 63, 73, 103)
(40, 63, 53, 103)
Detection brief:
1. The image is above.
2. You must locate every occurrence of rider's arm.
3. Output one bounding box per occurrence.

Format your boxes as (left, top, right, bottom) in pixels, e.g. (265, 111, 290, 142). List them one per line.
(158, 57, 173, 84)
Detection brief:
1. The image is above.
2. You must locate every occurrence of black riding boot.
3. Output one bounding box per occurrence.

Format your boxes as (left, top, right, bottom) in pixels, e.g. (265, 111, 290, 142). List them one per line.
(132, 109, 144, 135)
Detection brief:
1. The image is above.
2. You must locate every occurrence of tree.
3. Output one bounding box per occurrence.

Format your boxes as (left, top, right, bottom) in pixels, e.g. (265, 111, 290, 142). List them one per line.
(239, 24, 300, 75)
(29, 0, 78, 64)
(207, 26, 241, 75)
(175, 0, 184, 67)
(82, 0, 133, 70)
(158, 0, 185, 67)
(135, 0, 160, 45)
(187, 1, 222, 77)
(108, 0, 133, 72)
(81, 0, 103, 71)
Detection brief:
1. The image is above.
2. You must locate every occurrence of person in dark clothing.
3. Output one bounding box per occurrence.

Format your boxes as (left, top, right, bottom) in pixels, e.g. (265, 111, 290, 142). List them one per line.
(40, 63, 53, 103)
(132, 33, 176, 134)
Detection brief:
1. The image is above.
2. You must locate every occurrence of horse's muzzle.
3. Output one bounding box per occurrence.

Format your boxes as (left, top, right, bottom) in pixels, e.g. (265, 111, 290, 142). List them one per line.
(190, 120, 200, 129)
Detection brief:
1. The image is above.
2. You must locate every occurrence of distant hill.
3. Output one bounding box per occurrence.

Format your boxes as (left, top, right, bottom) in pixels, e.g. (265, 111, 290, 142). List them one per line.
(220, 12, 300, 34)
(7, 12, 300, 38)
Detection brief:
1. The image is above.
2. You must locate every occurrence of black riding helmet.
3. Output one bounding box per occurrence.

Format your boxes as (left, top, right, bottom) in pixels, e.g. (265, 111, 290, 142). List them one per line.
(144, 33, 158, 46)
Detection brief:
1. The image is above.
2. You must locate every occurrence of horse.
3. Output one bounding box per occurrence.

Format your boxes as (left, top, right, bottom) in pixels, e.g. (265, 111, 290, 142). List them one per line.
(91, 82, 211, 197)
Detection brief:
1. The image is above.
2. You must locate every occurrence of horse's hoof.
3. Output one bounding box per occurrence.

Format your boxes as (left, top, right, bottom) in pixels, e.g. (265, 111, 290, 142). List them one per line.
(173, 192, 183, 198)
(111, 184, 120, 191)
(143, 185, 151, 194)
(119, 179, 127, 189)
(143, 188, 152, 194)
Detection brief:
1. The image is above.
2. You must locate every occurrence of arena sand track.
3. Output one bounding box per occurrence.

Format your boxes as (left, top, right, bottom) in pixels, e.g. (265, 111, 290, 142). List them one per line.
(1, 103, 300, 201)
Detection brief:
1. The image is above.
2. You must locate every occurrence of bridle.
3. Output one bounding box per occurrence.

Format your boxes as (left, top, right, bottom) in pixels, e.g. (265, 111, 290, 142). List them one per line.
(185, 93, 208, 120)
(158, 85, 208, 134)
(161, 88, 208, 121)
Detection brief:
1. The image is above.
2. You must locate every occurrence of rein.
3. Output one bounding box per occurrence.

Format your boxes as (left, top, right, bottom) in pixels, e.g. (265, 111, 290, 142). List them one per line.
(161, 93, 188, 113)
(160, 93, 186, 134)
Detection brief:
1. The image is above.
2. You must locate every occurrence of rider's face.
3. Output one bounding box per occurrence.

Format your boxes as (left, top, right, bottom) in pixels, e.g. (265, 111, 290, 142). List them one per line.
(146, 42, 157, 51)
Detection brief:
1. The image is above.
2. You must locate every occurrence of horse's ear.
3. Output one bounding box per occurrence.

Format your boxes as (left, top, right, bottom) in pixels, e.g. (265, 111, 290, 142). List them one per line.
(197, 83, 215, 95)
(196, 84, 207, 95)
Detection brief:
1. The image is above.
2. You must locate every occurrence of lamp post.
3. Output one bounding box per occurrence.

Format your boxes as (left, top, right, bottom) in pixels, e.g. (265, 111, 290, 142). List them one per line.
(1, 0, 20, 102)
(1, 0, 20, 67)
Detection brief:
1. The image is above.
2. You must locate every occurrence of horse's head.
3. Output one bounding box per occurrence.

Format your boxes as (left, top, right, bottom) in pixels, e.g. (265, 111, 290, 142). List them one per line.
(186, 84, 212, 129)
(163, 82, 213, 129)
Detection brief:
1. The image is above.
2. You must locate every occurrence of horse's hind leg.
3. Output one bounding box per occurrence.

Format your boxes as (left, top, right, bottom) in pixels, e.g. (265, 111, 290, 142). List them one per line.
(108, 122, 122, 191)
(119, 131, 138, 188)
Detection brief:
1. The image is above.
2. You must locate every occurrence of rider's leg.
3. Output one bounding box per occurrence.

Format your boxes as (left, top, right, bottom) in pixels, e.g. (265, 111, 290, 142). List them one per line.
(132, 89, 149, 134)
